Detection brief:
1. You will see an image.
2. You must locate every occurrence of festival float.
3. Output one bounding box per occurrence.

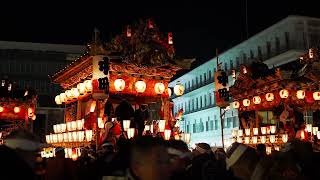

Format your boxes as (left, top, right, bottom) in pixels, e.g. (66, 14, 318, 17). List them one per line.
(229, 48, 320, 154)
(0, 78, 37, 144)
(45, 19, 194, 158)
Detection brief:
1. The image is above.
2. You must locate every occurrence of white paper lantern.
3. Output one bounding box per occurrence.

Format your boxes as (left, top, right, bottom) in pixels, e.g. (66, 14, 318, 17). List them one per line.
(244, 137, 250, 144)
(60, 93, 67, 103)
(243, 99, 250, 107)
(231, 129, 238, 137)
(312, 127, 318, 135)
(114, 78, 126, 92)
(55, 95, 62, 105)
(14, 107, 20, 113)
(233, 101, 240, 108)
(306, 124, 312, 133)
(252, 136, 258, 144)
(253, 96, 261, 104)
(253, 128, 259, 135)
(261, 127, 267, 135)
(98, 118, 104, 129)
(266, 146, 272, 155)
(123, 120, 131, 131)
(245, 128, 250, 136)
(77, 120, 83, 130)
(77, 83, 86, 95)
(127, 128, 135, 139)
(260, 136, 266, 144)
(85, 130, 93, 142)
(313, 92, 320, 100)
(238, 129, 243, 136)
(158, 120, 166, 132)
(279, 89, 289, 98)
(168, 88, 172, 97)
(282, 134, 288, 143)
(296, 90, 305, 99)
(0, 106, 3, 112)
(135, 80, 146, 93)
(237, 137, 242, 143)
(270, 125, 276, 134)
(183, 133, 191, 144)
(265, 93, 274, 102)
(71, 88, 80, 99)
(84, 80, 93, 93)
(174, 81, 184, 96)
(270, 135, 276, 143)
(154, 82, 165, 95)
(164, 129, 171, 140)
(66, 90, 73, 100)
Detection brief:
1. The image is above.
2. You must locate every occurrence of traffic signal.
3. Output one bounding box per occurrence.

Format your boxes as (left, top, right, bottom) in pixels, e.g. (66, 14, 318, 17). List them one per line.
(217, 71, 228, 86)
(98, 57, 109, 75)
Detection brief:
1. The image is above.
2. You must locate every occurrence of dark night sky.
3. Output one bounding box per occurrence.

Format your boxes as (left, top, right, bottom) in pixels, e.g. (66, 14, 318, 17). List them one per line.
(1, 0, 320, 67)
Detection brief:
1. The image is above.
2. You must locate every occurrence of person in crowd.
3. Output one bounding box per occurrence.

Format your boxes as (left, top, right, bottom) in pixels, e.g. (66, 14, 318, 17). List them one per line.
(134, 104, 149, 136)
(45, 147, 78, 180)
(166, 140, 192, 180)
(190, 143, 228, 180)
(257, 144, 267, 158)
(1, 128, 46, 179)
(102, 136, 171, 180)
(101, 117, 122, 147)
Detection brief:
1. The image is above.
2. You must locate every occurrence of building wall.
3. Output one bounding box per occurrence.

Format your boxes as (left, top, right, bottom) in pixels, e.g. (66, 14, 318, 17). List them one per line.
(169, 15, 320, 148)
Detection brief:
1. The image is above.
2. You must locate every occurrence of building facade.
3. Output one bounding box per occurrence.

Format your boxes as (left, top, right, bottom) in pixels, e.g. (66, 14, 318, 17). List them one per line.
(0, 41, 85, 139)
(169, 15, 320, 147)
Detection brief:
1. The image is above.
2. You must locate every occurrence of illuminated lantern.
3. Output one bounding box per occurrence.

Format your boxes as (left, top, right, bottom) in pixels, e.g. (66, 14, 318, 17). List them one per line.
(275, 146, 280, 151)
(154, 82, 165, 95)
(135, 80, 146, 93)
(52, 134, 58, 143)
(63, 133, 68, 142)
(61, 124, 66, 133)
(279, 89, 289, 98)
(313, 127, 318, 135)
(98, 118, 104, 129)
(260, 136, 266, 144)
(144, 125, 150, 131)
(164, 129, 171, 140)
(66, 90, 73, 100)
(77, 131, 84, 142)
(67, 122, 72, 131)
(55, 95, 62, 105)
(168, 32, 173, 45)
(297, 90, 305, 99)
(14, 107, 20, 113)
(158, 120, 166, 132)
(1, 80, 4, 86)
(114, 78, 126, 92)
(243, 66, 247, 74)
(27, 108, 33, 117)
(174, 81, 184, 96)
(8, 83, 12, 91)
(266, 146, 271, 155)
(127, 128, 135, 139)
(126, 25, 132, 37)
(270, 125, 276, 134)
(244, 137, 250, 144)
(253, 96, 261, 104)
(58, 134, 63, 143)
(174, 134, 180, 140)
(301, 131, 305, 140)
(270, 135, 276, 143)
(243, 99, 250, 107)
(313, 92, 320, 100)
(245, 128, 250, 136)
(90, 101, 96, 113)
(252, 136, 258, 144)
(306, 124, 312, 133)
(77, 120, 83, 130)
(56, 124, 62, 133)
(237, 137, 242, 143)
(261, 127, 266, 135)
(84, 80, 93, 93)
(123, 120, 131, 131)
(0, 106, 3, 112)
(253, 128, 259, 135)
(168, 88, 172, 97)
(72, 132, 77, 142)
(71, 148, 78, 161)
(183, 133, 191, 144)
(85, 130, 93, 142)
(77, 83, 86, 95)
(71, 88, 80, 99)
(238, 129, 243, 136)
(233, 101, 240, 109)
(71, 121, 77, 131)
(59, 93, 67, 103)
(317, 131, 320, 139)
(265, 93, 274, 102)
(68, 132, 73, 142)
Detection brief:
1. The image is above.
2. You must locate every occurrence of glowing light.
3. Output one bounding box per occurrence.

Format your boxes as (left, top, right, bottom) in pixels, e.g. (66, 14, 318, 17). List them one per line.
(14, 107, 20, 113)
(135, 80, 146, 93)
(114, 78, 126, 92)
(154, 82, 165, 94)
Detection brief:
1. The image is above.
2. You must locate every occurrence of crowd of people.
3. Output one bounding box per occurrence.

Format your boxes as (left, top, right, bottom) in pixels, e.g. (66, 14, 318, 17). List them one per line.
(2, 128, 320, 179)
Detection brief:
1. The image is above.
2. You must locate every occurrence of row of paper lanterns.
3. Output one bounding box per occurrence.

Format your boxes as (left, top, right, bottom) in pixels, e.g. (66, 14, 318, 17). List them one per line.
(53, 119, 84, 133)
(55, 79, 185, 105)
(0, 106, 36, 120)
(55, 80, 93, 105)
(46, 130, 93, 144)
(231, 126, 277, 137)
(232, 134, 288, 144)
(114, 78, 184, 96)
(232, 90, 320, 108)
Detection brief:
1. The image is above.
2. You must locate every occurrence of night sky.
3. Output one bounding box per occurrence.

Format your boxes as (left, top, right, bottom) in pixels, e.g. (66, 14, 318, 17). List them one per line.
(1, 0, 320, 67)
